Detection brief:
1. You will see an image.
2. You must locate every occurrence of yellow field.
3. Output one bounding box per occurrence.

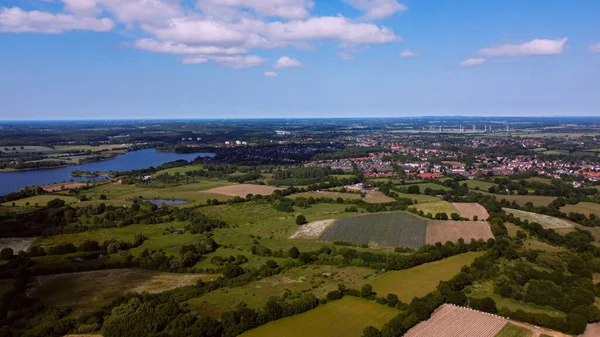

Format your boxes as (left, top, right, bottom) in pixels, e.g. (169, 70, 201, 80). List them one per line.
(369, 252, 483, 302)
(413, 201, 458, 216)
(239, 297, 398, 337)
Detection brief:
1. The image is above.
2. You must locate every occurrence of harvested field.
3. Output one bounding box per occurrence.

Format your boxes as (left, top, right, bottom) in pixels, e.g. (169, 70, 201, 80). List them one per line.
(0, 237, 36, 252)
(582, 323, 600, 337)
(289, 219, 336, 239)
(452, 203, 489, 220)
(364, 190, 395, 203)
(413, 201, 458, 216)
(239, 297, 398, 337)
(204, 184, 278, 197)
(42, 182, 86, 192)
(560, 202, 600, 217)
(426, 221, 494, 245)
(28, 269, 217, 314)
(369, 252, 483, 301)
(319, 212, 427, 248)
(503, 208, 574, 229)
(404, 304, 507, 337)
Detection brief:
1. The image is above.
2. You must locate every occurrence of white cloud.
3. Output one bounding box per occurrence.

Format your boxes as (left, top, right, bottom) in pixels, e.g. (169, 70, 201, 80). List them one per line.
(589, 43, 600, 54)
(182, 56, 209, 64)
(62, 0, 100, 16)
(343, 0, 407, 20)
(274, 56, 302, 68)
(212, 55, 266, 69)
(480, 38, 568, 57)
(0, 6, 114, 33)
(460, 58, 486, 67)
(337, 52, 354, 60)
(197, 0, 314, 20)
(399, 49, 417, 57)
(264, 71, 278, 77)
(67, 0, 181, 24)
(133, 39, 247, 55)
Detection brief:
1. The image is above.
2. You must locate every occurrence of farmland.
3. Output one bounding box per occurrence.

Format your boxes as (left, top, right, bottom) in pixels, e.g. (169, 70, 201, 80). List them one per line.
(28, 269, 217, 314)
(239, 297, 398, 337)
(204, 184, 279, 197)
(1, 194, 79, 207)
(481, 192, 556, 207)
(404, 304, 507, 337)
(0, 237, 36, 252)
(495, 324, 533, 337)
(452, 203, 489, 220)
(319, 212, 428, 248)
(184, 265, 377, 317)
(291, 191, 362, 201)
(289, 219, 336, 239)
(426, 221, 494, 245)
(413, 201, 458, 216)
(560, 202, 600, 217)
(503, 208, 574, 229)
(369, 252, 483, 301)
(465, 180, 496, 191)
(364, 190, 395, 203)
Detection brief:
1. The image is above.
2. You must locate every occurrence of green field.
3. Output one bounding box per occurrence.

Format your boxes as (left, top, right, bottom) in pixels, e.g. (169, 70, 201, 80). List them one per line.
(154, 164, 205, 176)
(291, 191, 362, 200)
(29, 268, 216, 314)
(467, 281, 565, 318)
(239, 297, 398, 337)
(465, 180, 496, 190)
(413, 183, 451, 191)
(369, 252, 483, 302)
(495, 323, 533, 337)
(481, 192, 556, 207)
(1, 194, 79, 207)
(561, 202, 600, 217)
(184, 265, 377, 317)
(395, 192, 441, 203)
(413, 201, 458, 216)
(320, 212, 428, 248)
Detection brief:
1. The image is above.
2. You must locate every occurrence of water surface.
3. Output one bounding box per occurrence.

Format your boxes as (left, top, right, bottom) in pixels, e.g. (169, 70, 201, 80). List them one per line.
(0, 149, 213, 196)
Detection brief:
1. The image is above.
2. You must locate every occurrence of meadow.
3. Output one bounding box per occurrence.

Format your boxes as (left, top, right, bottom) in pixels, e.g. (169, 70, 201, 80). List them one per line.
(465, 180, 496, 190)
(1, 194, 79, 207)
(495, 323, 534, 337)
(368, 252, 483, 302)
(184, 265, 377, 317)
(480, 192, 556, 207)
(28, 269, 216, 314)
(239, 297, 398, 337)
(560, 202, 600, 217)
(413, 201, 458, 216)
(320, 212, 428, 248)
(413, 182, 451, 191)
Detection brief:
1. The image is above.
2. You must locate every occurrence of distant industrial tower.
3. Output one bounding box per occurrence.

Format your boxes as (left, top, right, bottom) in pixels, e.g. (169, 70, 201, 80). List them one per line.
(473, 125, 476, 132)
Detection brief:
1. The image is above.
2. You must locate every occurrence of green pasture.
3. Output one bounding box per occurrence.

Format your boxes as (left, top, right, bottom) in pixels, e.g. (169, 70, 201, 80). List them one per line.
(369, 252, 483, 302)
(412, 201, 458, 216)
(495, 323, 533, 337)
(291, 191, 362, 200)
(184, 265, 376, 317)
(1, 195, 79, 207)
(480, 192, 556, 207)
(154, 164, 205, 176)
(561, 202, 600, 217)
(394, 192, 441, 203)
(413, 182, 451, 191)
(467, 281, 566, 318)
(465, 180, 496, 190)
(239, 297, 398, 337)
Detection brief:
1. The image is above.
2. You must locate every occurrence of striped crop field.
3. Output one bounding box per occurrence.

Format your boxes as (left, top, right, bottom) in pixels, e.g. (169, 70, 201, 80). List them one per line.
(319, 212, 427, 248)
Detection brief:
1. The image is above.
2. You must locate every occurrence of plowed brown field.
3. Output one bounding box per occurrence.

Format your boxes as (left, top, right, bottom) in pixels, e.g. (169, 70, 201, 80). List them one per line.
(426, 220, 494, 245)
(452, 203, 489, 220)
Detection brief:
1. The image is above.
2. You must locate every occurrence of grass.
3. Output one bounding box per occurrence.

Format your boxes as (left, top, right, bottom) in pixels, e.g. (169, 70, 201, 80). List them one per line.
(467, 281, 566, 318)
(504, 223, 520, 237)
(480, 192, 556, 207)
(320, 212, 428, 248)
(395, 192, 441, 203)
(413, 183, 451, 191)
(465, 180, 496, 190)
(0, 279, 14, 299)
(239, 297, 399, 337)
(184, 265, 377, 317)
(29, 269, 216, 315)
(369, 252, 484, 302)
(35, 221, 200, 257)
(291, 191, 362, 200)
(495, 323, 533, 337)
(561, 202, 600, 217)
(1, 195, 79, 207)
(364, 191, 396, 203)
(522, 237, 563, 252)
(154, 164, 205, 176)
(413, 201, 458, 216)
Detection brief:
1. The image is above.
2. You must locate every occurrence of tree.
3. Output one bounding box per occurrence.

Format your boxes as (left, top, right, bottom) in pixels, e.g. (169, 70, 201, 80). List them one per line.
(47, 198, 65, 208)
(386, 293, 399, 307)
(516, 230, 527, 240)
(435, 213, 449, 220)
(407, 185, 420, 194)
(450, 213, 460, 220)
(223, 265, 244, 279)
(99, 194, 107, 200)
(362, 326, 381, 337)
(566, 312, 587, 334)
(0, 248, 14, 260)
(296, 215, 307, 225)
(326, 290, 343, 301)
(361, 284, 373, 298)
(288, 246, 300, 259)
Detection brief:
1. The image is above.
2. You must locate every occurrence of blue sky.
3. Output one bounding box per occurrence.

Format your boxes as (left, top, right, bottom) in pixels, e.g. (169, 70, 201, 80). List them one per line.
(0, 0, 599, 120)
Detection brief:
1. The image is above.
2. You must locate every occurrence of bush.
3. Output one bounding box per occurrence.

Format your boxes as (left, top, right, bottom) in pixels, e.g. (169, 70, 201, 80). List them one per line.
(288, 247, 300, 259)
(326, 290, 343, 301)
(296, 215, 307, 225)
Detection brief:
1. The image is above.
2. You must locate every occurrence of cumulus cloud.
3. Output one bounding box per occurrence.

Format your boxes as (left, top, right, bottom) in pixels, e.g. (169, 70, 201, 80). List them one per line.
(399, 49, 417, 57)
(264, 71, 278, 77)
(343, 0, 407, 20)
(0, 6, 114, 33)
(480, 38, 568, 57)
(460, 58, 486, 67)
(274, 56, 302, 68)
(589, 43, 600, 54)
(212, 55, 266, 69)
(1, 0, 401, 69)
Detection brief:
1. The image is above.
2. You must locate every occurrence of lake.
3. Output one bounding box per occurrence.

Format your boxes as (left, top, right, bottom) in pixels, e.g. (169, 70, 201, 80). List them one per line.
(0, 149, 214, 196)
